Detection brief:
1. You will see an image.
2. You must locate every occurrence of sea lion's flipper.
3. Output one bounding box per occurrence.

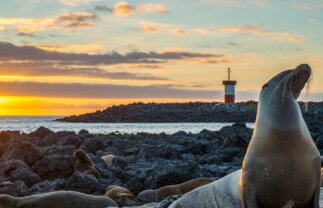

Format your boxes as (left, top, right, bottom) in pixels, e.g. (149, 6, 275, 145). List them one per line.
(309, 187, 320, 208)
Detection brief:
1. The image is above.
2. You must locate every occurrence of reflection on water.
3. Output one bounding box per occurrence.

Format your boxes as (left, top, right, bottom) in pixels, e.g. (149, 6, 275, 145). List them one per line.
(0, 116, 254, 134)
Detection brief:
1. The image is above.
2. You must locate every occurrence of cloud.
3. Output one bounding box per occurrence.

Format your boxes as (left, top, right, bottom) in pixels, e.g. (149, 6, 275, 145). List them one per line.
(113, 1, 134, 16)
(17, 32, 45, 39)
(171, 28, 186, 36)
(218, 24, 306, 42)
(0, 42, 226, 66)
(94, 5, 112, 12)
(59, 0, 99, 7)
(0, 26, 5, 32)
(132, 64, 163, 69)
(307, 19, 316, 23)
(142, 25, 158, 32)
(0, 61, 168, 80)
(192, 28, 212, 35)
(0, 11, 97, 34)
(0, 81, 220, 99)
(53, 11, 97, 29)
(95, 2, 168, 16)
(135, 21, 215, 36)
(228, 41, 240, 46)
(136, 21, 188, 36)
(291, 2, 310, 9)
(136, 3, 167, 13)
(33, 44, 103, 54)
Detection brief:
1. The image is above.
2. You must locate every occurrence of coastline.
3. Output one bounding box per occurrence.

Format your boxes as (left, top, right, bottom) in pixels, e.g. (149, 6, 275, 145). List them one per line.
(0, 121, 322, 207)
(56, 101, 323, 124)
(0, 123, 250, 207)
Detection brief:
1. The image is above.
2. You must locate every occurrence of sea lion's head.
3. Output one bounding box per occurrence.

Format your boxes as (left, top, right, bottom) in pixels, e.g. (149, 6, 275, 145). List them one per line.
(74, 150, 90, 162)
(105, 186, 139, 206)
(260, 64, 311, 101)
(257, 64, 311, 129)
(137, 189, 157, 203)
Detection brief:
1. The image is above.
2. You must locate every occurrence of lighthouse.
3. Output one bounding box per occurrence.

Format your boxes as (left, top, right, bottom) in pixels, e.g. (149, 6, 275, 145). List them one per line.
(222, 67, 237, 103)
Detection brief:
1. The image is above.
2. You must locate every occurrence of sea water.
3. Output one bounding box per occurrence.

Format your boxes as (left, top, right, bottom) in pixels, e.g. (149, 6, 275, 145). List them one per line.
(0, 116, 254, 134)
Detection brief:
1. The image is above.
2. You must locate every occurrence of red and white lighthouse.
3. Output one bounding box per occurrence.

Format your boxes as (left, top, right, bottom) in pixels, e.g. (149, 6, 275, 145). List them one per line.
(222, 67, 237, 103)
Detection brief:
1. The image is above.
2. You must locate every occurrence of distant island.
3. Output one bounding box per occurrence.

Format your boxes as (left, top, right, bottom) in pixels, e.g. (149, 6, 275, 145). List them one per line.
(56, 101, 323, 124)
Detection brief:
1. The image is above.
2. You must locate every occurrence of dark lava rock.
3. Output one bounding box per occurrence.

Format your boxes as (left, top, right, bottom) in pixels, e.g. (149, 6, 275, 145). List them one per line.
(29, 126, 53, 139)
(0, 160, 41, 186)
(2, 141, 42, 166)
(79, 137, 105, 154)
(144, 160, 201, 189)
(39, 131, 76, 146)
(156, 195, 182, 208)
(0, 181, 28, 196)
(78, 129, 89, 135)
(64, 171, 98, 194)
(57, 135, 82, 147)
(32, 154, 75, 180)
(28, 179, 65, 194)
(56, 102, 257, 123)
(125, 177, 145, 195)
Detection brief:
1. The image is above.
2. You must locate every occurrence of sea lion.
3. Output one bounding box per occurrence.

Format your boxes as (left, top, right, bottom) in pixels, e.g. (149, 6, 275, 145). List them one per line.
(105, 185, 139, 206)
(101, 154, 115, 165)
(170, 64, 321, 208)
(0, 190, 117, 208)
(74, 150, 100, 178)
(137, 178, 214, 203)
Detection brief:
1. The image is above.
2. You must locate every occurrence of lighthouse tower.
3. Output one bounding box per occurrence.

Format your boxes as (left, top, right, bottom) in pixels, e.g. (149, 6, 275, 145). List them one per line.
(222, 67, 237, 103)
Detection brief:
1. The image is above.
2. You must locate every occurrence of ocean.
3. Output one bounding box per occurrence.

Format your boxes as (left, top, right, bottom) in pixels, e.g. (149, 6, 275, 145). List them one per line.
(0, 116, 254, 134)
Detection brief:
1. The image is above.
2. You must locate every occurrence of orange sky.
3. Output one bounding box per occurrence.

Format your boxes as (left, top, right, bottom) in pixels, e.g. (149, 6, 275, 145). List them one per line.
(0, 0, 322, 115)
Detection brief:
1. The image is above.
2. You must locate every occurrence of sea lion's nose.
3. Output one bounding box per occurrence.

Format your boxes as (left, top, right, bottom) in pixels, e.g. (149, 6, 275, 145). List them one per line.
(290, 64, 312, 98)
(296, 63, 311, 75)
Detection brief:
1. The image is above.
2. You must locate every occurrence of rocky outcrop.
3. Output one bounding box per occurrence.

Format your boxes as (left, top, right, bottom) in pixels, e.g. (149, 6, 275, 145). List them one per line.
(56, 102, 258, 123)
(0, 120, 321, 207)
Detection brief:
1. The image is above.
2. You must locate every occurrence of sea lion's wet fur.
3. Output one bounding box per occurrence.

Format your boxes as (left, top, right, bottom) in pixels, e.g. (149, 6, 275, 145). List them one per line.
(105, 185, 139, 206)
(137, 178, 214, 203)
(170, 64, 321, 208)
(0, 191, 117, 208)
(74, 150, 100, 178)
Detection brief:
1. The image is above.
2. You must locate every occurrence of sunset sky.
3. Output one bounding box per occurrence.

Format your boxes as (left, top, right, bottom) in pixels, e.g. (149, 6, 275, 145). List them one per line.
(0, 0, 322, 115)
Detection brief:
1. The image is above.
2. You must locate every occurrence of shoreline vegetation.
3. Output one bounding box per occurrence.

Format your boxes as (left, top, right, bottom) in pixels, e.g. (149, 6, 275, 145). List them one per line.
(0, 117, 323, 207)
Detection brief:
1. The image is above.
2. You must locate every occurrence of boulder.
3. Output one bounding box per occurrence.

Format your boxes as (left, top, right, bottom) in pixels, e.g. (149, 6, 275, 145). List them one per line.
(32, 154, 75, 179)
(29, 126, 53, 139)
(64, 171, 98, 194)
(0, 160, 41, 186)
(0, 181, 28, 196)
(2, 141, 42, 166)
(28, 179, 65, 194)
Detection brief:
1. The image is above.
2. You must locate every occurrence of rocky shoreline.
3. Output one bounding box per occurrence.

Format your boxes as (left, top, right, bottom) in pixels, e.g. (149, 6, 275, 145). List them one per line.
(56, 101, 323, 124)
(0, 119, 323, 207)
(56, 101, 258, 123)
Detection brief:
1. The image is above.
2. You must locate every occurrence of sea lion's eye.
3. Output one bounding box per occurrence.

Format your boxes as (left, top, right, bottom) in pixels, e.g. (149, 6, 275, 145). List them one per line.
(262, 83, 268, 89)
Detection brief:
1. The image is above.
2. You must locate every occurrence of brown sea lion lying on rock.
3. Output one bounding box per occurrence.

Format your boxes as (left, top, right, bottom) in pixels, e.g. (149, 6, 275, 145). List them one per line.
(137, 178, 214, 203)
(74, 149, 100, 178)
(0, 190, 117, 208)
(105, 185, 139, 207)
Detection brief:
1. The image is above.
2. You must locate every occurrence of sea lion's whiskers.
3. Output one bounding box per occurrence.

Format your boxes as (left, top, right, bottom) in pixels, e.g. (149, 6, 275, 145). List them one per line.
(304, 72, 313, 112)
(282, 72, 294, 102)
